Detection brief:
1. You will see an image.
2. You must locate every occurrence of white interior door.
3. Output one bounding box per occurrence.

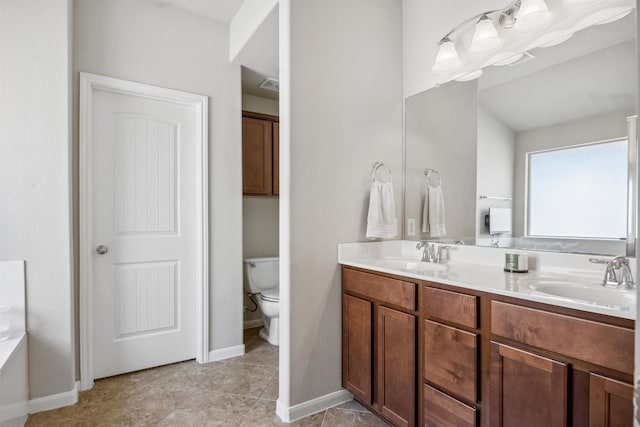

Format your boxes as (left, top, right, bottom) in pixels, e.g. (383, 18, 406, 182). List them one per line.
(90, 84, 199, 379)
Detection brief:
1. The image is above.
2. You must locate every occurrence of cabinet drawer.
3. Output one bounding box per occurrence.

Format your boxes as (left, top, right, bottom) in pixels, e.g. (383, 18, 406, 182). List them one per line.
(424, 384, 476, 427)
(423, 286, 477, 329)
(491, 301, 634, 374)
(424, 320, 477, 403)
(343, 268, 416, 311)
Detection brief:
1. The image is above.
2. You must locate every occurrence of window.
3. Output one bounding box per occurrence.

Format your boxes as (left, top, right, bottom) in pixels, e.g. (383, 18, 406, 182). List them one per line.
(527, 139, 627, 239)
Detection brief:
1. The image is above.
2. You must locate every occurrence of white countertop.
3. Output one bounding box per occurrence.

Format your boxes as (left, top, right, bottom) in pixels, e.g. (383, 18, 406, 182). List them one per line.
(338, 241, 636, 320)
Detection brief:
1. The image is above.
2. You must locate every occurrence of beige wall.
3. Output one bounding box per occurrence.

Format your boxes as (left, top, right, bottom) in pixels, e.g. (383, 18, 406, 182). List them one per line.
(0, 0, 75, 398)
(73, 0, 243, 357)
(476, 106, 515, 242)
(243, 94, 279, 116)
(404, 81, 478, 243)
(283, 0, 403, 405)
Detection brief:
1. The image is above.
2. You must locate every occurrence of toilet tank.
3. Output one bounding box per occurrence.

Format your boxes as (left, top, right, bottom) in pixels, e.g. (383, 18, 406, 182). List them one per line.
(243, 257, 279, 293)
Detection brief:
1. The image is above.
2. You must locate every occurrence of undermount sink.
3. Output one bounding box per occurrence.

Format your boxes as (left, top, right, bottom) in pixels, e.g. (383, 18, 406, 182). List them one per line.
(371, 257, 447, 273)
(527, 281, 636, 310)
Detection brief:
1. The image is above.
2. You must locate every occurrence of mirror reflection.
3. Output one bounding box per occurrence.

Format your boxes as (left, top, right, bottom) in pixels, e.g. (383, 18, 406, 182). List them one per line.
(404, 11, 637, 256)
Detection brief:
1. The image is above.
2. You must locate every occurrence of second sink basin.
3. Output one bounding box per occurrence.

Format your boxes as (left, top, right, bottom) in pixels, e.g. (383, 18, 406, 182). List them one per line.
(527, 281, 636, 311)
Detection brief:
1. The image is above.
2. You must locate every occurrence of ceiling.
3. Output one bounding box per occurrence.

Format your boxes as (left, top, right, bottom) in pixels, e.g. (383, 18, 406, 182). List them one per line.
(158, 0, 279, 101)
(478, 12, 637, 132)
(242, 67, 279, 100)
(157, 0, 244, 24)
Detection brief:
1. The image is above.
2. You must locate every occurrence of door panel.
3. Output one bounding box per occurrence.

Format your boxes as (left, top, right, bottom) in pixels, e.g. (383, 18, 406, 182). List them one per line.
(490, 341, 568, 427)
(342, 294, 372, 404)
(589, 373, 633, 427)
(91, 88, 196, 379)
(114, 115, 177, 234)
(377, 306, 415, 427)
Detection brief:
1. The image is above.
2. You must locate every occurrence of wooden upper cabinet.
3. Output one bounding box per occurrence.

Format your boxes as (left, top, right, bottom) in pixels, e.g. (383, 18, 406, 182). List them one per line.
(242, 112, 279, 196)
(490, 341, 568, 427)
(589, 373, 633, 427)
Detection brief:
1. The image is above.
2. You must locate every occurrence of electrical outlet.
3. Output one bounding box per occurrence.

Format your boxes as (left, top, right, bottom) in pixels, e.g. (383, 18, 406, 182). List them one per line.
(407, 218, 416, 236)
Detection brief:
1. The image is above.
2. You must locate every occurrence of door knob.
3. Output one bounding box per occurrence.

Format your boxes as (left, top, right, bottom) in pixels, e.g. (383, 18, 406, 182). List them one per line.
(96, 245, 109, 255)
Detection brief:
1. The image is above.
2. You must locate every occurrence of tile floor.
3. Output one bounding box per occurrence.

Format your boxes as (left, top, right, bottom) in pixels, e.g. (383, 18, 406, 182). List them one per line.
(26, 328, 389, 426)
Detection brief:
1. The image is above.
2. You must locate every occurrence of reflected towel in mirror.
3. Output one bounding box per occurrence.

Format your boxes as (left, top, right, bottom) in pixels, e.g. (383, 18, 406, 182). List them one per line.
(423, 184, 446, 237)
(366, 181, 397, 239)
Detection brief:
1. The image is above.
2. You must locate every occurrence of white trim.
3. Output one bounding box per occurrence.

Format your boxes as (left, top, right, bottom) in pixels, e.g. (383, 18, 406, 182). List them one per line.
(0, 401, 29, 424)
(79, 72, 210, 391)
(243, 319, 263, 329)
(208, 344, 245, 362)
(28, 382, 79, 414)
(276, 389, 353, 423)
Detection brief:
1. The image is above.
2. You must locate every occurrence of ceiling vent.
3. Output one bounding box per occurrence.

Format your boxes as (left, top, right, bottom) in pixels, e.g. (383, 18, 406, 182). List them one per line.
(259, 77, 280, 93)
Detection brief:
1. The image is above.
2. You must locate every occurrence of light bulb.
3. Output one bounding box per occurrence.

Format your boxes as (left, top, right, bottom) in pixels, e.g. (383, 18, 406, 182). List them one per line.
(515, 0, 553, 32)
(432, 39, 461, 73)
(469, 16, 503, 54)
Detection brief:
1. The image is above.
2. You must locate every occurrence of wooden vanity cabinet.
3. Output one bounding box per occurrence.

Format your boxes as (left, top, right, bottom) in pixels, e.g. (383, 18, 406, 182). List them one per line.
(342, 267, 417, 427)
(422, 285, 480, 427)
(242, 111, 279, 196)
(341, 266, 634, 427)
(490, 300, 634, 427)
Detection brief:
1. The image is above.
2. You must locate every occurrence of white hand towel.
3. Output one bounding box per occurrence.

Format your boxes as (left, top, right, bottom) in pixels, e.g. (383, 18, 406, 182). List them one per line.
(422, 184, 429, 233)
(422, 184, 446, 237)
(366, 181, 397, 239)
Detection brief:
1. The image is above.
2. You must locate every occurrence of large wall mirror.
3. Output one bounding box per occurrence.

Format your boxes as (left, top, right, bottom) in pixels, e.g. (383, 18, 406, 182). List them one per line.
(404, 9, 637, 256)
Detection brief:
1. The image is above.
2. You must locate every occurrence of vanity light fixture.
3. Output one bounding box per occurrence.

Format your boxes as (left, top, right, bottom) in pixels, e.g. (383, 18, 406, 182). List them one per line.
(469, 15, 503, 54)
(454, 69, 484, 82)
(431, 0, 635, 83)
(529, 30, 574, 48)
(432, 38, 461, 73)
(490, 51, 525, 66)
(514, 0, 553, 32)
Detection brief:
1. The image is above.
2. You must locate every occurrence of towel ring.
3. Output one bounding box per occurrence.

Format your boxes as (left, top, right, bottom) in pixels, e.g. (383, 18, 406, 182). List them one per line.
(372, 162, 392, 183)
(424, 168, 441, 187)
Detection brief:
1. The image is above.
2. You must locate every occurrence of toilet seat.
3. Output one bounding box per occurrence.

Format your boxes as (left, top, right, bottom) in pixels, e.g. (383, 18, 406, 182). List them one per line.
(260, 287, 279, 302)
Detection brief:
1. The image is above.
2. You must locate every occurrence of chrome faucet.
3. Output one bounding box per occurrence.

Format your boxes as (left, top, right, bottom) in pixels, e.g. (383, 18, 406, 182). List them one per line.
(436, 246, 450, 263)
(416, 241, 450, 264)
(589, 256, 635, 289)
(416, 241, 435, 262)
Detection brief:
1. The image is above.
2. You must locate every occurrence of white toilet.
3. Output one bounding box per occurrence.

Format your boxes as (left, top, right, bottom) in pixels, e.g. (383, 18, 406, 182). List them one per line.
(243, 257, 280, 346)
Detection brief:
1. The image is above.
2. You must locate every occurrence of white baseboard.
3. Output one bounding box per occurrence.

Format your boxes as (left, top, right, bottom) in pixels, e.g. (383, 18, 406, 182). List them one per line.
(0, 414, 27, 427)
(208, 344, 245, 362)
(28, 381, 79, 414)
(243, 319, 263, 329)
(0, 401, 29, 425)
(276, 389, 353, 422)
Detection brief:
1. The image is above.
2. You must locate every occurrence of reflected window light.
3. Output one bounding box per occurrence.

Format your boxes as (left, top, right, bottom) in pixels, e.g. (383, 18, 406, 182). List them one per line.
(527, 139, 628, 239)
